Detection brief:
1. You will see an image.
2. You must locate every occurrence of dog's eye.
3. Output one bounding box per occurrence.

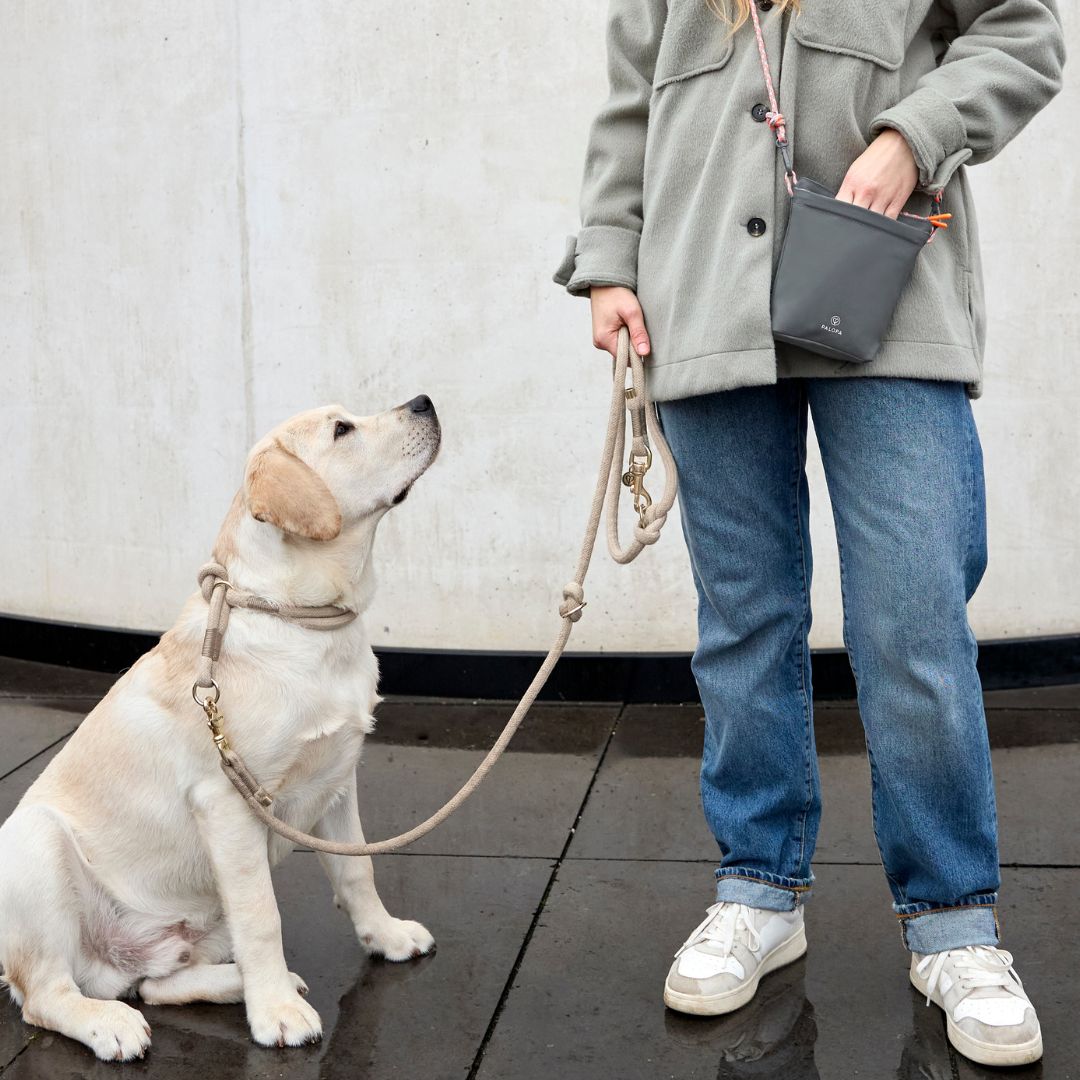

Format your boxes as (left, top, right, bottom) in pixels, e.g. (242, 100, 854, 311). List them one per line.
(333, 420, 354, 440)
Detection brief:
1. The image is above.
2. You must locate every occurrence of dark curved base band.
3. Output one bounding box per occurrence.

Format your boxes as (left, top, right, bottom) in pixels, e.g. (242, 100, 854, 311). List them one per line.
(1, 614, 1077, 703)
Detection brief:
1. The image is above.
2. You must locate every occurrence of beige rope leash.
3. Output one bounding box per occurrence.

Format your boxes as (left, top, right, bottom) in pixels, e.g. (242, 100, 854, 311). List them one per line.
(192, 327, 677, 855)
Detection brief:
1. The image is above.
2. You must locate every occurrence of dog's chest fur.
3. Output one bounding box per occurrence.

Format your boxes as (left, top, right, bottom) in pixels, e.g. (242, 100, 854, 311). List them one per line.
(238, 643, 379, 850)
(275, 702, 372, 799)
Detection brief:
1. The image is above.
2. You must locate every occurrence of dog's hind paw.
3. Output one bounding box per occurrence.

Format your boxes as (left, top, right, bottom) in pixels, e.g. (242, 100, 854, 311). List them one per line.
(360, 917, 435, 962)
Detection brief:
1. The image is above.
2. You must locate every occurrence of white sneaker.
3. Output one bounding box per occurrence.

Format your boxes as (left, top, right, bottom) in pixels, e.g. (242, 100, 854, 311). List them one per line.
(910, 946, 1043, 1067)
(663, 902, 806, 1016)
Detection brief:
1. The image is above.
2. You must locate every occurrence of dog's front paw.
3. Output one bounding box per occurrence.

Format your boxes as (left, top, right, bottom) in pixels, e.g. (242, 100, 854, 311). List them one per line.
(81, 1000, 152, 1061)
(360, 917, 436, 961)
(248, 993, 322, 1048)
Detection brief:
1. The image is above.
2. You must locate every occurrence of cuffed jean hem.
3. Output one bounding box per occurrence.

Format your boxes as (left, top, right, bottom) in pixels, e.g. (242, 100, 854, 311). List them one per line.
(896, 896, 1000, 953)
(714, 869, 813, 912)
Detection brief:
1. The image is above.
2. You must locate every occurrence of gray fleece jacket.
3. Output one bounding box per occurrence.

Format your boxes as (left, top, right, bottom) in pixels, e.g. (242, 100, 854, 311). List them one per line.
(553, 0, 1066, 401)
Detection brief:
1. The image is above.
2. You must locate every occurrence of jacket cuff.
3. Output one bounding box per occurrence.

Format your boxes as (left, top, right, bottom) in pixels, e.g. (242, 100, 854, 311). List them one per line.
(870, 86, 971, 192)
(552, 225, 640, 297)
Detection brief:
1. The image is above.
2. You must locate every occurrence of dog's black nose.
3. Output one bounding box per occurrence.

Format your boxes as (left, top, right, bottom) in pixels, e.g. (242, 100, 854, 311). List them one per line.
(408, 394, 433, 414)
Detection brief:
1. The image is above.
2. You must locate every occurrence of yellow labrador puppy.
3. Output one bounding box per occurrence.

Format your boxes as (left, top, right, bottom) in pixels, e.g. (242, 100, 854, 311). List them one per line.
(0, 397, 441, 1060)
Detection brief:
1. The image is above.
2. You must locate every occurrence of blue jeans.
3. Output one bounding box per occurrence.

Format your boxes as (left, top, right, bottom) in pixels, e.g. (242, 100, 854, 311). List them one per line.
(657, 376, 1000, 954)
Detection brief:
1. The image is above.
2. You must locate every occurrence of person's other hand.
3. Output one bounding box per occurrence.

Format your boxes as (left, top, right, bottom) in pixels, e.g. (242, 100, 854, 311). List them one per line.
(590, 286, 651, 358)
(836, 129, 919, 220)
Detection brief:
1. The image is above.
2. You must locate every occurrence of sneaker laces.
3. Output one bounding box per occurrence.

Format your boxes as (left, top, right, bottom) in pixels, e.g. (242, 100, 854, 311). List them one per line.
(674, 902, 762, 959)
(916, 945, 1024, 1007)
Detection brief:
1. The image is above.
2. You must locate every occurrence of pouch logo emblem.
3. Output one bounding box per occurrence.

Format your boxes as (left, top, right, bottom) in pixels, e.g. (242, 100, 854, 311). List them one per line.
(821, 314, 843, 336)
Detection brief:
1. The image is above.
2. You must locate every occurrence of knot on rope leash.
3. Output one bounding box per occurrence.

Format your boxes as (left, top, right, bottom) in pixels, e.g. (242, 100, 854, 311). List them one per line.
(559, 582, 587, 622)
(634, 510, 667, 547)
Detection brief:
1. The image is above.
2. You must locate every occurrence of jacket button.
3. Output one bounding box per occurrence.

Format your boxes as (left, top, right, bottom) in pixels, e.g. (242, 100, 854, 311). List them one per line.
(747, 217, 767, 237)
(757, 0, 774, 10)
(751, 103, 769, 122)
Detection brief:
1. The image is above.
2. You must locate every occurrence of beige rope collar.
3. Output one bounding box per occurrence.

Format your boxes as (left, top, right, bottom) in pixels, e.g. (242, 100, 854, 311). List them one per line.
(192, 561, 357, 698)
(193, 327, 677, 855)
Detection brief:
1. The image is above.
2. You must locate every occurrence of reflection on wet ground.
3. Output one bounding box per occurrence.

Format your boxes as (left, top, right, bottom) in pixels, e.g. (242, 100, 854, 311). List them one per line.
(0, 657, 1075, 1078)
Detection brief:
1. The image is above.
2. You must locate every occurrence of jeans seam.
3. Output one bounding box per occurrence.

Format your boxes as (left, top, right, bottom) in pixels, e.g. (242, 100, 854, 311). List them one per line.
(960, 405, 1000, 879)
(965, 412, 1000, 853)
(963, 404, 977, 574)
(895, 901, 998, 920)
(863, 740, 904, 899)
(717, 872, 813, 893)
(791, 384, 815, 877)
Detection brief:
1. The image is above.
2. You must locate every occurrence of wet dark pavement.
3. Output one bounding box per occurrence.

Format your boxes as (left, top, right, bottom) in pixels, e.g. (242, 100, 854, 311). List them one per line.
(0, 656, 1076, 1079)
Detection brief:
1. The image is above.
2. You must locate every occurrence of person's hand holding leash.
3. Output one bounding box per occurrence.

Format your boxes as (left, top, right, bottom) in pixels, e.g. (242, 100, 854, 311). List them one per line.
(590, 285, 651, 358)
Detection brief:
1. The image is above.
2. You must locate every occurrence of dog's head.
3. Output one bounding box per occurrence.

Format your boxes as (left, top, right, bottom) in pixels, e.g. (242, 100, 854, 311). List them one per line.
(241, 396, 441, 544)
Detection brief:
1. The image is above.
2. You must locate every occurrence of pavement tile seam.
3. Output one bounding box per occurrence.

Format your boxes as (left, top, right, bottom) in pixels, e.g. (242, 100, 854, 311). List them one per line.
(560, 855, 1080, 870)
(464, 704, 626, 1080)
(0, 1041, 29, 1075)
(0, 732, 77, 787)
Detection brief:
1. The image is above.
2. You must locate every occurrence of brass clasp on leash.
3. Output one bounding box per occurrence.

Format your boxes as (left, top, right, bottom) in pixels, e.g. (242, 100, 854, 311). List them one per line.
(193, 681, 232, 761)
(622, 444, 654, 528)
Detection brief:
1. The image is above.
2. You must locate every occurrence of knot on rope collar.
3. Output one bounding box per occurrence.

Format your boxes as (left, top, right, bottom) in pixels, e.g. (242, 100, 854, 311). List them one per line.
(559, 582, 587, 622)
(198, 561, 232, 602)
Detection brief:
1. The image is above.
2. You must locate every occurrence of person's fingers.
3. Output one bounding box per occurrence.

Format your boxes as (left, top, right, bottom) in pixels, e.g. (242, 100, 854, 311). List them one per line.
(591, 318, 620, 357)
(838, 174, 899, 216)
(867, 191, 893, 216)
(622, 304, 651, 356)
(850, 181, 876, 210)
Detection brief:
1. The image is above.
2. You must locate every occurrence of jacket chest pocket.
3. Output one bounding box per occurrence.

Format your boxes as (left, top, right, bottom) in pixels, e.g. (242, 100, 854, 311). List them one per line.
(652, 1, 735, 90)
(789, 0, 913, 70)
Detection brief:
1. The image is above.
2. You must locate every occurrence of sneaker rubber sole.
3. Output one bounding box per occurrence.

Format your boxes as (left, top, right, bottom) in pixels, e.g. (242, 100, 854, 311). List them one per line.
(662, 922, 807, 1017)
(908, 968, 1044, 1067)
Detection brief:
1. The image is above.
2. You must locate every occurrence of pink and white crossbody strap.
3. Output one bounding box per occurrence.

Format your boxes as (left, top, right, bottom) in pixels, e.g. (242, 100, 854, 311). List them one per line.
(748, 0, 797, 194)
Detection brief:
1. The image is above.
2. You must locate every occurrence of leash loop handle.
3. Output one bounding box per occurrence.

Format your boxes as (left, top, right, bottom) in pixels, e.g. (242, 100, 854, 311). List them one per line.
(196, 327, 677, 855)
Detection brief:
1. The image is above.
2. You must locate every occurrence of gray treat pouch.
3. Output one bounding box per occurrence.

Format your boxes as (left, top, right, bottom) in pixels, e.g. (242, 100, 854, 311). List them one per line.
(770, 177, 933, 364)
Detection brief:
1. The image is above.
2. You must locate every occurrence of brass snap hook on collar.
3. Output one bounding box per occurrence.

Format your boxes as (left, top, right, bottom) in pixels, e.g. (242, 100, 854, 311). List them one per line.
(193, 683, 232, 759)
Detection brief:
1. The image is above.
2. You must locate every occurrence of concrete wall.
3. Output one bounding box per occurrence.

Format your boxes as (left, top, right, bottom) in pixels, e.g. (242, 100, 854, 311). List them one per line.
(1, 2, 1076, 653)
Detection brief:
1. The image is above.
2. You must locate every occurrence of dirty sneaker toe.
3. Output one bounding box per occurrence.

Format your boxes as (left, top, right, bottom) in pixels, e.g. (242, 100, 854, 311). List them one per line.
(910, 945, 1042, 1067)
(663, 901, 806, 1017)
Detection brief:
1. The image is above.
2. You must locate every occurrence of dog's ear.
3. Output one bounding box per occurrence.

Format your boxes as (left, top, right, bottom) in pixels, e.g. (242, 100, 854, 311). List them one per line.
(245, 441, 342, 541)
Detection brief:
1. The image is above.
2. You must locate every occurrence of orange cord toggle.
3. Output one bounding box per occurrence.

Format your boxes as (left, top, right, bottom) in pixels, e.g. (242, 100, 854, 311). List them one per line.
(927, 213, 952, 229)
